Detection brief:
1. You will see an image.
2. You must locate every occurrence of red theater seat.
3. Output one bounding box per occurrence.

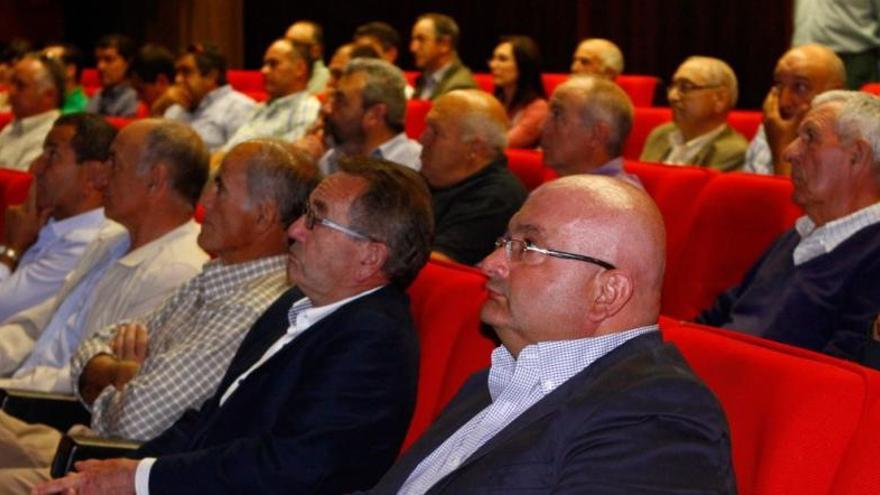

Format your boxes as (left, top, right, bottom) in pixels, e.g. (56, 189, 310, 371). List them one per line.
(104, 116, 137, 130)
(0, 168, 34, 243)
(472, 73, 494, 93)
(504, 149, 557, 191)
(541, 73, 568, 98)
(727, 110, 762, 141)
(614, 74, 660, 107)
(624, 107, 672, 159)
(80, 68, 100, 89)
(0, 112, 12, 131)
(405, 99, 432, 140)
(861, 82, 880, 96)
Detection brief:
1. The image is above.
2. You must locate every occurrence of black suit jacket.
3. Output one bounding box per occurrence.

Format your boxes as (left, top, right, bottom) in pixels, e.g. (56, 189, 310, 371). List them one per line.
(136, 285, 420, 494)
(368, 332, 736, 494)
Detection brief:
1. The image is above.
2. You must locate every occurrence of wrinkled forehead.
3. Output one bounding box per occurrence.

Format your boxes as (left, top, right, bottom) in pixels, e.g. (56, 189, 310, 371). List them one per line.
(309, 173, 368, 216)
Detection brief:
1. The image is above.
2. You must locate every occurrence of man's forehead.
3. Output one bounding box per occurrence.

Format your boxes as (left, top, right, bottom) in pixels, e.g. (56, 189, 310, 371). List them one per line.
(413, 18, 435, 36)
(674, 61, 709, 81)
(311, 173, 367, 210)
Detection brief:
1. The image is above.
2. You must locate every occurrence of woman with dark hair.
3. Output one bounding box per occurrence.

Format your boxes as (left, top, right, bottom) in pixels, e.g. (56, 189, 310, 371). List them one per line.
(489, 35, 548, 149)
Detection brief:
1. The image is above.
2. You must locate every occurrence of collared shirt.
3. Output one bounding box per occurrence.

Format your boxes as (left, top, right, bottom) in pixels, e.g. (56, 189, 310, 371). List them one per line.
(0, 109, 60, 170)
(744, 125, 774, 175)
(222, 90, 320, 151)
(72, 255, 288, 441)
(135, 285, 384, 495)
(399, 325, 659, 495)
(0, 208, 108, 322)
(591, 156, 644, 189)
(793, 0, 880, 54)
(164, 85, 256, 152)
(318, 132, 422, 175)
(418, 62, 454, 100)
(307, 59, 331, 94)
(793, 202, 880, 265)
(0, 221, 207, 393)
(85, 83, 139, 117)
(663, 123, 728, 165)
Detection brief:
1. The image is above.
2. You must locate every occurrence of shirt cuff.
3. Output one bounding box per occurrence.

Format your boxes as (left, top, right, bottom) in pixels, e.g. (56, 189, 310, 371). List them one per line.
(135, 457, 157, 495)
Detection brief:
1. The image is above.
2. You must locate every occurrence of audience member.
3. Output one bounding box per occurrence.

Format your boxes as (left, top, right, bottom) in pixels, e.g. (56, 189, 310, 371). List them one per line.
(162, 43, 256, 152)
(366, 175, 736, 494)
(0, 119, 209, 394)
(745, 44, 845, 175)
(129, 43, 175, 117)
(570, 38, 624, 80)
(43, 43, 89, 114)
(355, 21, 403, 65)
(222, 39, 320, 151)
(85, 34, 139, 117)
(698, 90, 880, 365)
(411, 13, 478, 100)
(641, 56, 748, 171)
(489, 35, 548, 149)
(320, 58, 420, 174)
(0, 113, 115, 322)
(420, 89, 526, 265)
(0, 39, 33, 112)
(542, 76, 641, 186)
(35, 156, 433, 495)
(286, 20, 330, 93)
(0, 139, 318, 492)
(0, 54, 64, 170)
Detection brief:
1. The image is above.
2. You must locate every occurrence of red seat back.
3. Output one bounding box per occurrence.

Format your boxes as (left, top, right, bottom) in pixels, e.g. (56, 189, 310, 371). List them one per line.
(504, 149, 557, 191)
(541, 73, 568, 98)
(614, 74, 660, 107)
(104, 116, 138, 130)
(727, 110, 762, 141)
(405, 99, 432, 140)
(472, 73, 494, 93)
(80, 68, 100, 89)
(0, 112, 12, 132)
(861, 82, 880, 96)
(227, 69, 267, 102)
(0, 168, 34, 243)
(624, 107, 672, 159)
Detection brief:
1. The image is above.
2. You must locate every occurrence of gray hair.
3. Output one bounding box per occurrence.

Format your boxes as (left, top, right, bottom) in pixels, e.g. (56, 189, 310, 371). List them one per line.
(344, 58, 407, 133)
(450, 90, 508, 155)
(139, 119, 209, 206)
(560, 76, 633, 156)
(684, 56, 739, 108)
(813, 90, 880, 173)
(239, 139, 321, 226)
(582, 39, 624, 77)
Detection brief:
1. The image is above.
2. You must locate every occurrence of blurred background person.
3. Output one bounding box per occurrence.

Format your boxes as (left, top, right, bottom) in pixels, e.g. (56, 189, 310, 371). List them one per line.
(489, 35, 548, 149)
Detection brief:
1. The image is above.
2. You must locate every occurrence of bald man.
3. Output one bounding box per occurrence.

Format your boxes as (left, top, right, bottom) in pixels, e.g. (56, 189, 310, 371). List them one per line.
(285, 20, 330, 93)
(745, 44, 846, 175)
(570, 38, 624, 80)
(367, 175, 736, 494)
(641, 56, 748, 171)
(419, 89, 526, 265)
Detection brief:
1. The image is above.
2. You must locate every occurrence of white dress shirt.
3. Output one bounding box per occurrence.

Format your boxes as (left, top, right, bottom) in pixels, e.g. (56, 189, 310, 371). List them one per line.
(0, 110, 60, 171)
(318, 132, 422, 175)
(793, 202, 880, 265)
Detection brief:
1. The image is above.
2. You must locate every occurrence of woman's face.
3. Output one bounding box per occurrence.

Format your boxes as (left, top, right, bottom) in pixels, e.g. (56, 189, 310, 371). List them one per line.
(489, 42, 518, 90)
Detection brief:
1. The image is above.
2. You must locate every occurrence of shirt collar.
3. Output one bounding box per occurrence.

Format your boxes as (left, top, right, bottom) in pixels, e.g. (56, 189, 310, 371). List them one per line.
(591, 156, 626, 177)
(428, 61, 455, 84)
(117, 220, 200, 268)
(267, 89, 308, 107)
(286, 285, 385, 334)
(47, 208, 106, 239)
(371, 132, 410, 158)
(12, 109, 60, 134)
(793, 202, 880, 265)
(197, 254, 287, 300)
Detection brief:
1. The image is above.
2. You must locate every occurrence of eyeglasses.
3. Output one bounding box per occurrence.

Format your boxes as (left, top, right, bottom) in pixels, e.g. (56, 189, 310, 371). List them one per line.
(303, 202, 376, 242)
(494, 236, 616, 270)
(667, 80, 721, 95)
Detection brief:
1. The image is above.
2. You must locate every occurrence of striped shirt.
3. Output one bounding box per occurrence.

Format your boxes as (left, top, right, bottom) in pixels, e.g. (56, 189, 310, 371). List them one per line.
(794, 202, 880, 265)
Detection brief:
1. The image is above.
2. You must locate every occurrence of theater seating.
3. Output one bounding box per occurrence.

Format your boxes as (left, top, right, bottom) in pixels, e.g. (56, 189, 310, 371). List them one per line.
(861, 82, 880, 96)
(615, 74, 660, 107)
(226, 69, 267, 101)
(404, 99, 432, 140)
(661, 317, 880, 495)
(504, 148, 557, 191)
(0, 112, 12, 130)
(0, 168, 34, 243)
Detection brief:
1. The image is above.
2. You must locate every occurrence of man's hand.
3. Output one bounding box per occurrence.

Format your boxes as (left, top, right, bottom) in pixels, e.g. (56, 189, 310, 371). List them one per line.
(293, 117, 327, 160)
(150, 85, 192, 116)
(31, 458, 139, 495)
(109, 323, 149, 390)
(762, 87, 804, 176)
(3, 184, 51, 266)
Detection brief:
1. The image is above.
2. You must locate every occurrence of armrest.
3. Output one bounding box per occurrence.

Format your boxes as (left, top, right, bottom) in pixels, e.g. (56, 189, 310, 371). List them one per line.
(50, 433, 142, 478)
(1, 388, 91, 431)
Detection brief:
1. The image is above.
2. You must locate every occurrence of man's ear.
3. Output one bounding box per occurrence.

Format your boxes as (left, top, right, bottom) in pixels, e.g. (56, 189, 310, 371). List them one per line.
(146, 162, 170, 196)
(585, 270, 634, 323)
(253, 199, 282, 234)
(81, 159, 110, 192)
(355, 240, 389, 282)
(363, 103, 388, 130)
(849, 138, 873, 173)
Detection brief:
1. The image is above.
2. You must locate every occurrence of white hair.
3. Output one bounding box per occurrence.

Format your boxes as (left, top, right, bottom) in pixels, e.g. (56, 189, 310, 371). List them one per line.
(813, 90, 880, 172)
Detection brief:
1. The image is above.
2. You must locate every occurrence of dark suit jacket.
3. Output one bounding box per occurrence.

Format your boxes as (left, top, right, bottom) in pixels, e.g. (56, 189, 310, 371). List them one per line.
(135, 285, 420, 494)
(640, 122, 748, 172)
(414, 58, 478, 100)
(368, 332, 736, 494)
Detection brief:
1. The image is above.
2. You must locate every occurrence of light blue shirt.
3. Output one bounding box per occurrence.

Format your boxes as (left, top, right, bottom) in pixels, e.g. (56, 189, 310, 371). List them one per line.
(164, 85, 256, 152)
(398, 325, 659, 495)
(318, 132, 422, 175)
(222, 90, 320, 151)
(744, 125, 773, 175)
(0, 209, 108, 322)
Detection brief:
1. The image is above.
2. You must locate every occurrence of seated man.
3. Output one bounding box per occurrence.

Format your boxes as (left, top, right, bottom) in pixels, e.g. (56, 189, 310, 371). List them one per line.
(420, 89, 526, 265)
(85, 34, 139, 117)
(129, 43, 175, 117)
(410, 13, 477, 100)
(542, 76, 641, 186)
(0, 139, 318, 492)
(570, 38, 624, 80)
(366, 175, 735, 493)
(0, 113, 116, 322)
(745, 44, 845, 175)
(163, 44, 256, 152)
(698, 90, 880, 364)
(641, 56, 748, 171)
(43, 43, 89, 114)
(222, 38, 320, 151)
(35, 156, 433, 494)
(0, 54, 63, 170)
(285, 20, 330, 94)
(0, 119, 209, 394)
(355, 21, 403, 66)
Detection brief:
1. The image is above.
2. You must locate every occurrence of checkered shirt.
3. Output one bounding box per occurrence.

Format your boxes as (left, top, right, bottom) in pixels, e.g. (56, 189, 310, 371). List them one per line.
(744, 125, 774, 175)
(793, 202, 880, 265)
(70, 255, 288, 441)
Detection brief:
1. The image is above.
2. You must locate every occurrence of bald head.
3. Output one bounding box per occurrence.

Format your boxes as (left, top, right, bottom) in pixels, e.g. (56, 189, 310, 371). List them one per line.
(571, 38, 624, 79)
(774, 44, 846, 120)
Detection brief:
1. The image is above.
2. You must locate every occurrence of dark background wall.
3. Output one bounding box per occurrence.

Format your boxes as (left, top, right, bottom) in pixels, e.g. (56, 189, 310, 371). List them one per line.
(2, 0, 793, 109)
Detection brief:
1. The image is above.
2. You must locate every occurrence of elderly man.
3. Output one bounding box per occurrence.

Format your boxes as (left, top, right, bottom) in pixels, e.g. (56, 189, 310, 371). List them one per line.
(745, 44, 845, 175)
(0, 119, 209, 395)
(162, 44, 256, 152)
(0, 54, 64, 170)
(222, 39, 320, 151)
(0, 140, 318, 492)
(86, 34, 139, 117)
(698, 90, 880, 364)
(420, 89, 526, 265)
(410, 13, 477, 100)
(320, 58, 420, 174)
(366, 175, 736, 493)
(286, 20, 330, 93)
(641, 56, 748, 171)
(541, 76, 641, 186)
(0, 114, 116, 322)
(43, 43, 89, 114)
(35, 157, 432, 494)
(129, 44, 176, 117)
(570, 38, 624, 80)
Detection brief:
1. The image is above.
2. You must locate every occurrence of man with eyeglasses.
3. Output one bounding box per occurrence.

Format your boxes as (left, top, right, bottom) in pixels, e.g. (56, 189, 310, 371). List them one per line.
(35, 156, 433, 495)
(365, 174, 736, 494)
(641, 56, 748, 171)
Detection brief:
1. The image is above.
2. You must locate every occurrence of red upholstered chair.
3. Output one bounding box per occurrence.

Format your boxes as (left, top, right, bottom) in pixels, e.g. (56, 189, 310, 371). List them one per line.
(79, 68, 100, 88)
(662, 173, 801, 319)
(541, 73, 568, 98)
(615, 74, 660, 107)
(860, 82, 880, 96)
(623, 107, 672, 159)
(403, 71, 420, 88)
(403, 259, 495, 451)
(404, 99, 432, 140)
(472, 73, 494, 93)
(104, 116, 137, 130)
(0, 168, 34, 243)
(504, 149, 557, 191)
(727, 110, 763, 141)
(0, 112, 12, 132)
(660, 317, 880, 495)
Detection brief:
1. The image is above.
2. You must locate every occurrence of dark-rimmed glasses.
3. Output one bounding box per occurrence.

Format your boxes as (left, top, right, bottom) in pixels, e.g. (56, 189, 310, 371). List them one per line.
(494, 236, 616, 270)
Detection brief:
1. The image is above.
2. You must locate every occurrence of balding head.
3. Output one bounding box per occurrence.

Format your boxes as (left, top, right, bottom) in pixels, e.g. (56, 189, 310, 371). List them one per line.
(419, 89, 509, 187)
(774, 44, 846, 120)
(571, 38, 624, 79)
(9, 55, 64, 118)
(480, 175, 665, 356)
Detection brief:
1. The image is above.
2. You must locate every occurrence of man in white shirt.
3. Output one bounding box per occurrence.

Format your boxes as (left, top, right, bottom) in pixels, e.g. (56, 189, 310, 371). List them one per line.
(0, 113, 117, 322)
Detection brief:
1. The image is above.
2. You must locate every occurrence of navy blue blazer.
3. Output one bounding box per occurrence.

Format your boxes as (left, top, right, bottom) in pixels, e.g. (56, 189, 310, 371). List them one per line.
(367, 332, 736, 494)
(135, 285, 420, 494)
